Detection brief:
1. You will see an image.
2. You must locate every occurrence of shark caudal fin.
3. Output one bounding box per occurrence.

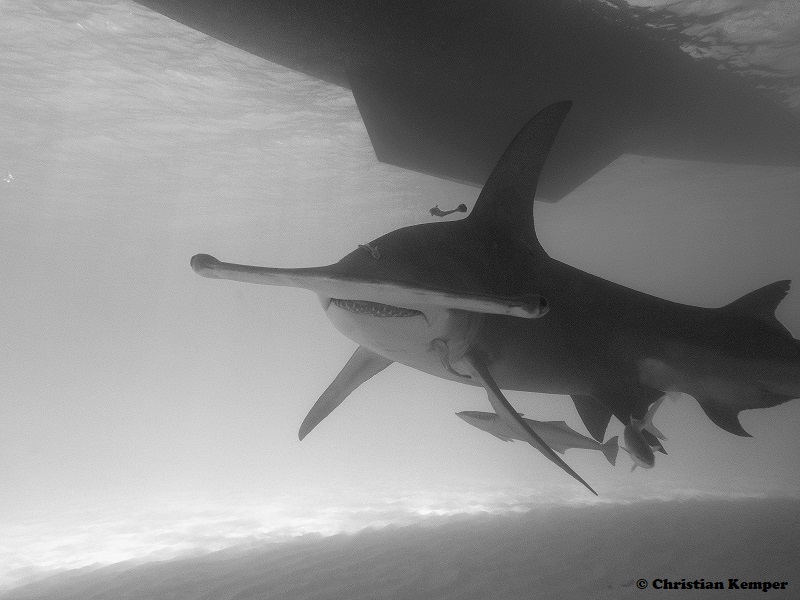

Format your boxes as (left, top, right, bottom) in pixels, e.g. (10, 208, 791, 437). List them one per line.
(722, 280, 793, 337)
(601, 435, 619, 466)
(468, 101, 572, 252)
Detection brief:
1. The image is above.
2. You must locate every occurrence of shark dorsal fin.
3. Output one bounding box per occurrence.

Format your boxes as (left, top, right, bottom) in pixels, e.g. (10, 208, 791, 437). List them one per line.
(723, 280, 792, 336)
(468, 101, 572, 254)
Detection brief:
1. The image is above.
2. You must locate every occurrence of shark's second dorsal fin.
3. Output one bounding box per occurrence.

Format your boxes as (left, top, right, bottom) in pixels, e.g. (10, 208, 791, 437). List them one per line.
(723, 280, 792, 336)
(468, 101, 572, 254)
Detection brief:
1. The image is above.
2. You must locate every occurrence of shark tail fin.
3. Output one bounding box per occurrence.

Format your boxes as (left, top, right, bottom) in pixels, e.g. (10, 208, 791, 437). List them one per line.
(601, 435, 619, 466)
(723, 280, 793, 337)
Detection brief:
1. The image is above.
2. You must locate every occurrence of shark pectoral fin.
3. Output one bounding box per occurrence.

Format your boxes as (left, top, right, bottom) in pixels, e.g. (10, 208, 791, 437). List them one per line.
(298, 346, 393, 440)
(462, 352, 597, 496)
(695, 398, 751, 437)
(571, 394, 613, 442)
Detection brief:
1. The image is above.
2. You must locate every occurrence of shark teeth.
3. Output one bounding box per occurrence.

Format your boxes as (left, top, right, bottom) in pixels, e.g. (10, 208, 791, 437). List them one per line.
(330, 298, 423, 318)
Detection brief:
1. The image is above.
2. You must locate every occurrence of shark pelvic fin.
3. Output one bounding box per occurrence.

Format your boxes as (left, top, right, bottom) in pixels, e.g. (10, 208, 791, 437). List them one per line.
(298, 346, 392, 440)
(468, 101, 572, 252)
(462, 351, 597, 496)
(723, 280, 793, 337)
(696, 398, 752, 437)
(571, 394, 613, 442)
(588, 380, 664, 431)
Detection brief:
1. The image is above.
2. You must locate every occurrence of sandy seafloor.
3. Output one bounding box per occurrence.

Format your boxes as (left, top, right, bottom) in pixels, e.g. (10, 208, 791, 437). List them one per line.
(3, 497, 798, 599)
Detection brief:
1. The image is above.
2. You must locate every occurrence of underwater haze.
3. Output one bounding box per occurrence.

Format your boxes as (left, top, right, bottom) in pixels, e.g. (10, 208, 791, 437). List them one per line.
(1, 0, 799, 596)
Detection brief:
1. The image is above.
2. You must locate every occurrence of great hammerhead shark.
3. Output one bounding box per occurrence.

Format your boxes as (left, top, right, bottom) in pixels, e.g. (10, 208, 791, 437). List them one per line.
(191, 101, 800, 495)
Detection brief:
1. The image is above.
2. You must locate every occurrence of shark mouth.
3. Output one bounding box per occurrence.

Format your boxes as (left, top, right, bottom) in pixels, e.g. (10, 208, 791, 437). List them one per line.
(329, 298, 424, 318)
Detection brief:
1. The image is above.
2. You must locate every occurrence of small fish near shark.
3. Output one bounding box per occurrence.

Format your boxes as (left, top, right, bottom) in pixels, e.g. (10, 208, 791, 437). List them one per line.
(621, 396, 668, 471)
(191, 101, 800, 495)
(430, 203, 467, 218)
(456, 410, 619, 466)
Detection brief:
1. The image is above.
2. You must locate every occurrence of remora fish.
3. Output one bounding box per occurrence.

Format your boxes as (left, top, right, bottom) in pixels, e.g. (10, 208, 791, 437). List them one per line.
(430, 204, 468, 218)
(623, 396, 668, 470)
(192, 101, 800, 495)
(623, 424, 656, 470)
(456, 411, 619, 465)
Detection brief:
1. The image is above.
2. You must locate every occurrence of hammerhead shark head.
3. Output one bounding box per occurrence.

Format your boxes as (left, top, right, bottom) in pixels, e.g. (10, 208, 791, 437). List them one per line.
(191, 101, 800, 495)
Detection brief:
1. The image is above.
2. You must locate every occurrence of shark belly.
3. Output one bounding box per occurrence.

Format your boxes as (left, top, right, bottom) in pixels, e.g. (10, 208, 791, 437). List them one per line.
(322, 296, 594, 394)
(321, 296, 480, 381)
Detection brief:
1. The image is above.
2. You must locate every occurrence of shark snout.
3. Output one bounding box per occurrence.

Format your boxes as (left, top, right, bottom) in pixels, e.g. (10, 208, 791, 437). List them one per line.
(191, 253, 222, 277)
